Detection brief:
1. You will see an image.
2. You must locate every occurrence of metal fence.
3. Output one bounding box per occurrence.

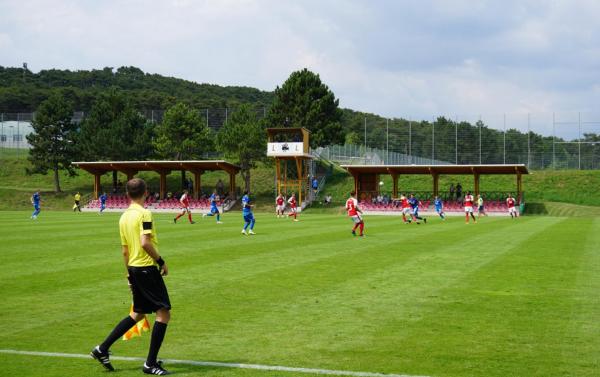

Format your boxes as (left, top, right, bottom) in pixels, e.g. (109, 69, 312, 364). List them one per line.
(2, 110, 600, 170)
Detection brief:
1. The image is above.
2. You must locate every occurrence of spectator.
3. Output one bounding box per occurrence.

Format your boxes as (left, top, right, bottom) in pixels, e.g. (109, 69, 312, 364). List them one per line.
(456, 183, 462, 200)
(216, 179, 225, 196)
(312, 177, 319, 194)
(449, 183, 455, 200)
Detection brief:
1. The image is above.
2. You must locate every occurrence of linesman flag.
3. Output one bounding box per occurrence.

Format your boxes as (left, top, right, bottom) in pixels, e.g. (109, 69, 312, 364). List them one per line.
(122, 304, 150, 341)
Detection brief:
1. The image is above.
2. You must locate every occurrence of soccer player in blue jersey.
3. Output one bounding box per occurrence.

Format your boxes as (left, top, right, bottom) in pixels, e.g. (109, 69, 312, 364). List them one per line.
(99, 192, 108, 214)
(408, 193, 427, 224)
(434, 196, 445, 220)
(241, 190, 255, 235)
(203, 190, 222, 224)
(30, 190, 41, 219)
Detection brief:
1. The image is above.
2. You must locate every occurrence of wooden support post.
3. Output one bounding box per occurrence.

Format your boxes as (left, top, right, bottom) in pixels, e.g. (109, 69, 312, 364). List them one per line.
(295, 157, 303, 204)
(516, 172, 522, 202)
(392, 174, 398, 198)
(159, 171, 168, 199)
(275, 159, 281, 195)
(432, 173, 439, 197)
(193, 171, 202, 199)
(229, 172, 236, 199)
(354, 173, 359, 199)
(93, 174, 101, 199)
(126, 171, 135, 181)
(474, 172, 480, 197)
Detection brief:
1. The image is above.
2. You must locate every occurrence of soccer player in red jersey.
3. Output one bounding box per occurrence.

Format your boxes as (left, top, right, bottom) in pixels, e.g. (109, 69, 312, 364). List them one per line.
(464, 191, 477, 223)
(346, 191, 364, 237)
(275, 193, 285, 218)
(173, 190, 195, 224)
(287, 192, 299, 221)
(507, 194, 518, 218)
(399, 194, 413, 223)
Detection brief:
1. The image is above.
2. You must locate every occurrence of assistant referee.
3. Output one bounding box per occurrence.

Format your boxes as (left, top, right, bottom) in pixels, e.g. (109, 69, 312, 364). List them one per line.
(91, 178, 172, 375)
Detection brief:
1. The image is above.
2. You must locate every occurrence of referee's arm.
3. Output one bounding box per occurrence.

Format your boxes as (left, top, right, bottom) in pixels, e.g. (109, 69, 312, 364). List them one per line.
(141, 234, 168, 276)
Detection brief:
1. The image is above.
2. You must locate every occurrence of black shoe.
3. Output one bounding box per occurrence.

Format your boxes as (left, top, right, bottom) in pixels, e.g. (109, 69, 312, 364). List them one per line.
(91, 346, 114, 371)
(143, 362, 170, 375)
(352, 230, 356, 236)
(424, 218, 427, 224)
(173, 218, 177, 223)
(190, 221, 196, 224)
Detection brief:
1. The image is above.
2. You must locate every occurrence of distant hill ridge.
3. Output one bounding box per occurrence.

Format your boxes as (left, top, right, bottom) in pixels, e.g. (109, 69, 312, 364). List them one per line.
(0, 65, 275, 112)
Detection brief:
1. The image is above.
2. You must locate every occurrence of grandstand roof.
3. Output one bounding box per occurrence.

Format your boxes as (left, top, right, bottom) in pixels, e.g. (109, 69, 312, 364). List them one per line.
(72, 160, 241, 174)
(341, 164, 529, 175)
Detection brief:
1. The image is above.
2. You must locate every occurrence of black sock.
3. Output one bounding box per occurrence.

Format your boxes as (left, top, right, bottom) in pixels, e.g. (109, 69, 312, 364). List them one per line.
(100, 315, 137, 352)
(147, 321, 168, 365)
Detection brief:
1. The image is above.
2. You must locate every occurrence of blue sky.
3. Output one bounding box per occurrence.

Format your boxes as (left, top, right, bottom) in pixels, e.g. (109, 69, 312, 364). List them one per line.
(1, 0, 599, 137)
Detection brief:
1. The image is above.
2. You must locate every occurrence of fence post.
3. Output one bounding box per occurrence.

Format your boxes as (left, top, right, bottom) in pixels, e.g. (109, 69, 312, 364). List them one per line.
(206, 109, 209, 128)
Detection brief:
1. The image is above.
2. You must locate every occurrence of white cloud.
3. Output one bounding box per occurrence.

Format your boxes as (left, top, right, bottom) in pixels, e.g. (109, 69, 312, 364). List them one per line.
(1, 0, 600, 138)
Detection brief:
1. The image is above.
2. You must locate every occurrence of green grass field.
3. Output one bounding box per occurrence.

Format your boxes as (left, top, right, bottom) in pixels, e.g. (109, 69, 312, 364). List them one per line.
(1, 210, 599, 377)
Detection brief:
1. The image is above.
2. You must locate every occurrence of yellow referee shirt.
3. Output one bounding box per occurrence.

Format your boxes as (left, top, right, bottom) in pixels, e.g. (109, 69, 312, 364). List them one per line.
(119, 202, 158, 267)
(74, 193, 81, 201)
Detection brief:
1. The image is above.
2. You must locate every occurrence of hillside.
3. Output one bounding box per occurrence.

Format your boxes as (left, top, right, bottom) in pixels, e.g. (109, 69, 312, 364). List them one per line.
(2, 148, 600, 215)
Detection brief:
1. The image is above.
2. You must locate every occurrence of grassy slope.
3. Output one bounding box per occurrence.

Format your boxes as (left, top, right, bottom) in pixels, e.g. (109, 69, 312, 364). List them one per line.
(2, 148, 600, 214)
(1, 212, 598, 377)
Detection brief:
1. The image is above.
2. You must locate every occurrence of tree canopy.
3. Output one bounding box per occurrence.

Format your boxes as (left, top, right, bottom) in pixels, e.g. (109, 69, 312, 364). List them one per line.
(26, 93, 78, 192)
(216, 104, 266, 192)
(266, 68, 344, 148)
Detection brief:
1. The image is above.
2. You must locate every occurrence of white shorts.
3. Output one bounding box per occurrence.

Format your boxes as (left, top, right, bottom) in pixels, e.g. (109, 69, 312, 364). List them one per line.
(181, 207, 190, 213)
(350, 214, 363, 224)
(464, 206, 473, 213)
(402, 207, 411, 215)
(276, 205, 285, 212)
(290, 207, 297, 213)
(508, 207, 518, 214)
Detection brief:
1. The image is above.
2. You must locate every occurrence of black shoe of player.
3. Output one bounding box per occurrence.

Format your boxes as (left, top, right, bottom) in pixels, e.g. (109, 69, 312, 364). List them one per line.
(91, 346, 114, 371)
(424, 218, 427, 224)
(190, 221, 196, 224)
(352, 230, 356, 236)
(143, 362, 170, 375)
(173, 218, 177, 224)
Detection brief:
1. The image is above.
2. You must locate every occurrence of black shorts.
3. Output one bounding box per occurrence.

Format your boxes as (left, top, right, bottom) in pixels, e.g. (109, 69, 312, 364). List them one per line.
(128, 266, 171, 314)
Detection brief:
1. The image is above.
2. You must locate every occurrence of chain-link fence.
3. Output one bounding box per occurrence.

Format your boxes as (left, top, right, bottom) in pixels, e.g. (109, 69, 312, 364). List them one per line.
(2, 109, 600, 170)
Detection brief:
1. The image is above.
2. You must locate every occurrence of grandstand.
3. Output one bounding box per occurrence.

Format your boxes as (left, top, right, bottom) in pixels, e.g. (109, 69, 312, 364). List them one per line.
(342, 164, 528, 215)
(73, 160, 240, 212)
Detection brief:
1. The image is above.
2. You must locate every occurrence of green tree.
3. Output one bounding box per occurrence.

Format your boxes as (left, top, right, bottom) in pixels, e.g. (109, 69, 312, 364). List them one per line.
(26, 93, 78, 192)
(267, 68, 344, 148)
(216, 104, 266, 192)
(153, 102, 213, 187)
(345, 131, 361, 145)
(78, 90, 154, 187)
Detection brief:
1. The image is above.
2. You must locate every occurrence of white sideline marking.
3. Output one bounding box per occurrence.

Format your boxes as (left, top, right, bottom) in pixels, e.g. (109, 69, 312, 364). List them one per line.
(0, 349, 429, 377)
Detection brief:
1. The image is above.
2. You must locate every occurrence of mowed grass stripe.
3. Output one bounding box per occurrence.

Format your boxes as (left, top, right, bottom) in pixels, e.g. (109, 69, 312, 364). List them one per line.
(160, 218, 549, 371)
(383, 218, 595, 377)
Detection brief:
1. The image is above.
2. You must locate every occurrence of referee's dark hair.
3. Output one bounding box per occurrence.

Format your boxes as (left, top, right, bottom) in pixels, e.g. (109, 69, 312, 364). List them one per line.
(126, 178, 147, 199)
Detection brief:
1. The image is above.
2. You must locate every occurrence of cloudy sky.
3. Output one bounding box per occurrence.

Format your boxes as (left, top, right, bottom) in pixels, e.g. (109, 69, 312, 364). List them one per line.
(1, 0, 599, 135)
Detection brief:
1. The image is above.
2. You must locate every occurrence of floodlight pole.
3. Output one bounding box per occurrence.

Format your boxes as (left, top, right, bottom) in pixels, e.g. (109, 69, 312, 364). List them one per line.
(479, 115, 482, 165)
(527, 113, 531, 167)
(503, 113, 506, 165)
(432, 116, 435, 163)
(552, 112, 556, 169)
(386, 118, 389, 165)
(409, 118, 412, 163)
(578, 112, 581, 170)
(454, 116, 458, 164)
